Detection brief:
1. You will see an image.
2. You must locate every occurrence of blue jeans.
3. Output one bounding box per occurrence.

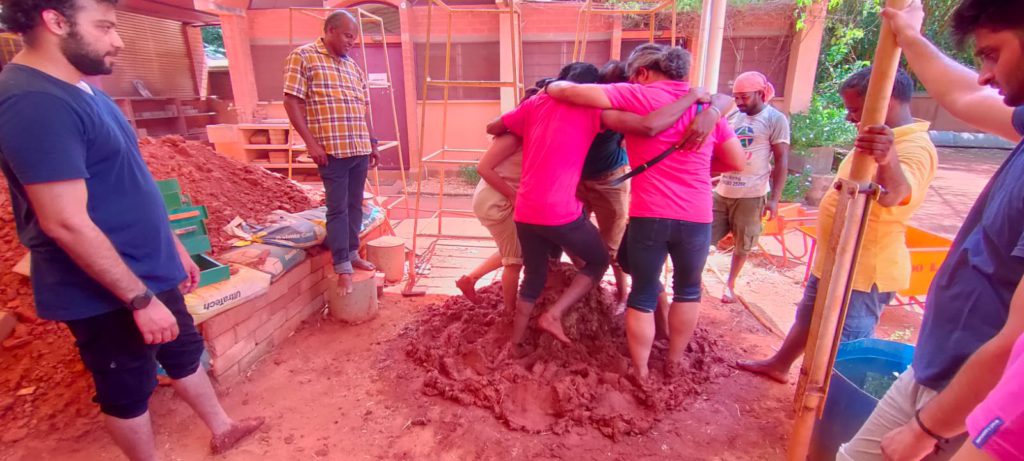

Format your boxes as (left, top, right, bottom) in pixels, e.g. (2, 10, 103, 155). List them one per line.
(619, 217, 712, 312)
(795, 275, 895, 341)
(318, 154, 369, 274)
(515, 214, 609, 303)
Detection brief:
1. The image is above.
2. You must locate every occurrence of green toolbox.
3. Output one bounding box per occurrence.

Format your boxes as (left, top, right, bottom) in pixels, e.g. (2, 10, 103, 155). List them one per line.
(156, 179, 229, 288)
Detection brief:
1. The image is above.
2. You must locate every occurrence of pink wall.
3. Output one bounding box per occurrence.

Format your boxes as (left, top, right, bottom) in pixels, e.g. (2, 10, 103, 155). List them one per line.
(415, 100, 500, 165)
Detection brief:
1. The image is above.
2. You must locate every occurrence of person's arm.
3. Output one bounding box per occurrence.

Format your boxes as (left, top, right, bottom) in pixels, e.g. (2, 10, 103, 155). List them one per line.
(882, 2, 1020, 142)
(853, 125, 912, 208)
(713, 137, 746, 173)
(486, 117, 508, 136)
(545, 81, 613, 109)
(284, 95, 329, 167)
(601, 88, 709, 137)
(766, 142, 789, 218)
(283, 52, 330, 166)
(26, 180, 180, 344)
(476, 134, 521, 202)
(880, 274, 1024, 460)
(173, 235, 201, 294)
(679, 93, 735, 150)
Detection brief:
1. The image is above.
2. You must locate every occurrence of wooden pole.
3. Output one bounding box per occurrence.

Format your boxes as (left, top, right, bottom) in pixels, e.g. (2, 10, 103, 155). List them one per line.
(702, 0, 727, 93)
(787, 1, 912, 459)
(689, 0, 712, 86)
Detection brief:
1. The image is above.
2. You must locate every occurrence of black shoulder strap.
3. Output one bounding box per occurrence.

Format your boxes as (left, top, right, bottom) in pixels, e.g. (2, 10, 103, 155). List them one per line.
(608, 103, 708, 187)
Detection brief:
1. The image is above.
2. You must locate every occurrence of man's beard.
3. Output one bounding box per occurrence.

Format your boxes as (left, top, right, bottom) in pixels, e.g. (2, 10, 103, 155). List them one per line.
(60, 27, 114, 76)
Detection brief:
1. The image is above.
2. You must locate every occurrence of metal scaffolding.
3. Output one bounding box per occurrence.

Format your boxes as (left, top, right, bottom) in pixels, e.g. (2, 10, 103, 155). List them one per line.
(572, 0, 677, 62)
(286, 7, 410, 220)
(406, 0, 525, 294)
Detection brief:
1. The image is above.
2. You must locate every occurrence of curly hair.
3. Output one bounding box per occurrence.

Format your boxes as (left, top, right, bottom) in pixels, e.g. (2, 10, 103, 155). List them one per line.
(0, 0, 118, 37)
(840, 66, 915, 103)
(626, 44, 691, 81)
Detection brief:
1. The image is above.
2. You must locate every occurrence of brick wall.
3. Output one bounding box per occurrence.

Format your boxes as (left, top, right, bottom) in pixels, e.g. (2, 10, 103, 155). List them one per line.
(199, 250, 333, 385)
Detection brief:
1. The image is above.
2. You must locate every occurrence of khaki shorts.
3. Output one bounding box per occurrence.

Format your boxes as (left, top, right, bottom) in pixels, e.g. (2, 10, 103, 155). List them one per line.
(711, 192, 765, 255)
(577, 165, 630, 259)
(837, 367, 965, 460)
(472, 181, 522, 266)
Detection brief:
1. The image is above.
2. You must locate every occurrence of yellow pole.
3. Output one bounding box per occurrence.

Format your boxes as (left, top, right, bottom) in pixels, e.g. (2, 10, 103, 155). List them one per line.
(788, 1, 912, 459)
(411, 0, 435, 290)
(702, 0, 727, 92)
(437, 10, 453, 235)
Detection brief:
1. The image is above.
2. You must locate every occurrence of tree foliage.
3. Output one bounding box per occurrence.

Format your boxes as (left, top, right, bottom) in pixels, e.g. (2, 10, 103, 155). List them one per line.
(201, 26, 226, 59)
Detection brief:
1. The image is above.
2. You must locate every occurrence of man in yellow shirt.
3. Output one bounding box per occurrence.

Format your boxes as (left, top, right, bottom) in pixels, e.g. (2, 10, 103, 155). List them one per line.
(738, 67, 938, 383)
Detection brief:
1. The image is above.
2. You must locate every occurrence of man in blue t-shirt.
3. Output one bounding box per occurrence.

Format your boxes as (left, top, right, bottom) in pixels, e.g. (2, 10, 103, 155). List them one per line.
(838, 1, 1024, 460)
(0, 0, 261, 457)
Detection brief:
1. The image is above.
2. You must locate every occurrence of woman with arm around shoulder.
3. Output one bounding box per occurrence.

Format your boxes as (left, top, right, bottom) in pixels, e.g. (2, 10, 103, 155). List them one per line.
(547, 44, 744, 382)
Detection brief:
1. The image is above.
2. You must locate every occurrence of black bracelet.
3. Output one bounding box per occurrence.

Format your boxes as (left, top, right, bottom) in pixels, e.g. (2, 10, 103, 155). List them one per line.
(915, 409, 950, 445)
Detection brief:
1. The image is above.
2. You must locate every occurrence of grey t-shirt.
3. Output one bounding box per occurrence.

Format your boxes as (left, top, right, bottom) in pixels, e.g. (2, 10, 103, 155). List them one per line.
(717, 105, 790, 199)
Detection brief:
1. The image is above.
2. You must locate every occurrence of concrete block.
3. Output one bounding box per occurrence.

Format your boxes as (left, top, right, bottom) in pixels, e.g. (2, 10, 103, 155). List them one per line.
(200, 295, 270, 339)
(212, 364, 240, 387)
(233, 306, 270, 343)
(299, 267, 325, 292)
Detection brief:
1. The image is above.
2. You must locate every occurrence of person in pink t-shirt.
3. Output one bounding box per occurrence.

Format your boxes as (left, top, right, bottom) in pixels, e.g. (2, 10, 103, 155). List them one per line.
(547, 44, 745, 381)
(485, 63, 609, 345)
(955, 331, 1024, 460)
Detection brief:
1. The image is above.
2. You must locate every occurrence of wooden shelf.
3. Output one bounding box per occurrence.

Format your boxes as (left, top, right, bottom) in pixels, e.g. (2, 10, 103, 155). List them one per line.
(114, 96, 220, 138)
(136, 114, 179, 121)
(184, 112, 217, 117)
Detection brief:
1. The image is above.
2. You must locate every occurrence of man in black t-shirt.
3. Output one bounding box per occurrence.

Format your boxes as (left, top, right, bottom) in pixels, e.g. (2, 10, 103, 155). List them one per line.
(0, 0, 262, 457)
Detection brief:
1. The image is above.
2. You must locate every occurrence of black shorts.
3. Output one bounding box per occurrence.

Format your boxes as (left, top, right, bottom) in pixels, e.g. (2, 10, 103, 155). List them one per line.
(65, 289, 205, 419)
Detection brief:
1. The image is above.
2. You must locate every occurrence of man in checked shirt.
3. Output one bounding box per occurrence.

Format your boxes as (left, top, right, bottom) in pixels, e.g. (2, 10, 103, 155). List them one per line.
(284, 10, 381, 294)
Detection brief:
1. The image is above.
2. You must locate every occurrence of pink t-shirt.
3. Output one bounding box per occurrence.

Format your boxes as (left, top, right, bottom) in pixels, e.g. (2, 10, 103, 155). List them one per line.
(602, 80, 736, 224)
(966, 333, 1024, 460)
(502, 94, 602, 226)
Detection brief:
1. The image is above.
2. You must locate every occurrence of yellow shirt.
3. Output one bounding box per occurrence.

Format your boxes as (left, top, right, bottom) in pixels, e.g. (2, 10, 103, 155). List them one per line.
(811, 120, 938, 293)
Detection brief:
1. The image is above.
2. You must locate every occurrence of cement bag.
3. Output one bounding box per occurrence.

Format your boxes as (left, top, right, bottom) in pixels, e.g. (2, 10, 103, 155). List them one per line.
(295, 204, 386, 235)
(223, 210, 326, 249)
(217, 243, 306, 281)
(186, 265, 271, 320)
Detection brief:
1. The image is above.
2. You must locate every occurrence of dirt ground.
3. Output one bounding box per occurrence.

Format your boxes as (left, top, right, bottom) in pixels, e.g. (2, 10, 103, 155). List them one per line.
(2, 285, 794, 461)
(0, 145, 1005, 460)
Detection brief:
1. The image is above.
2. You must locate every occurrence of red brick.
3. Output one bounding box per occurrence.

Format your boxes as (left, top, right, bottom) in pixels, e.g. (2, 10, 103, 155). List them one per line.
(266, 283, 301, 316)
(263, 271, 304, 307)
(233, 306, 271, 342)
(200, 295, 271, 339)
(277, 259, 312, 289)
(285, 286, 320, 320)
(238, 338, 277, 373)
(206, 326, 237, 356)
(298, 294, 326, 320)
(212, 364, 240, 386)
(213, 336, 254, 372)
(253, 309, 287, 344)
(0, 311, 17, 343)
(299, 267, 325, 292)
(270, 321, 297, 347)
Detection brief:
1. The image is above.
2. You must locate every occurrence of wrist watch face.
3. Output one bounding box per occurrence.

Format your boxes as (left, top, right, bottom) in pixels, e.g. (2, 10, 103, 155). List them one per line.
(129, 291, 153, 310)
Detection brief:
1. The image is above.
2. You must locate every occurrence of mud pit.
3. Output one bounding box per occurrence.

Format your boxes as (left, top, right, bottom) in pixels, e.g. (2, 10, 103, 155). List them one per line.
(405, 264, 731, 439)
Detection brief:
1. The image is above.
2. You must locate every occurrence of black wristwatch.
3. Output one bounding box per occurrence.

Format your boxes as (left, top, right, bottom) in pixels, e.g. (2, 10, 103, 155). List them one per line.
(369, 138, 379, 146)
(127, 289, 155, 311)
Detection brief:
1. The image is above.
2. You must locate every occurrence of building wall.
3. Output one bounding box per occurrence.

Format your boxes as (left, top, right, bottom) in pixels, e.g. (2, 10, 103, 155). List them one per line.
(100, 12, 199, 98)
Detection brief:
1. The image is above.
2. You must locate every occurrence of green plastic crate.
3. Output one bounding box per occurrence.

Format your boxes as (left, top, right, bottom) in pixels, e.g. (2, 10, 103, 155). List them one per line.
(193, 254, 230, 288)
(156, 179, 181, 195)
(168, 204, 208, 222)
(179, 234, 212, 255)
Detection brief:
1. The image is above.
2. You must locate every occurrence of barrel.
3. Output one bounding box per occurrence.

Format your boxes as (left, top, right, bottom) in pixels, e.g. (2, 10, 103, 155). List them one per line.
(328, 269, 378, 324)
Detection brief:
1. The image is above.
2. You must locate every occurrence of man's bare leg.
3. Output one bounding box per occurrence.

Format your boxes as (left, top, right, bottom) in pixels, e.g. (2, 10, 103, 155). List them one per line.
(500, 264, 523, 313)
(613, 264, 628, 309)
(536, 274, 595, 343)
(457, 251, 503, 304)
(722, 252, 749, 304)
(104, 412, 157, 461)
(735, 312, 808, 384)
(625, 308, 655, 382)
(337, 273, 353, 296)
(171, 369, 264, 454)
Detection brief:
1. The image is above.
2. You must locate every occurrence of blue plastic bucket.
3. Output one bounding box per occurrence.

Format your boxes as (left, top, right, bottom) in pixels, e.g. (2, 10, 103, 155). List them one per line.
(808, 338, 915, 460)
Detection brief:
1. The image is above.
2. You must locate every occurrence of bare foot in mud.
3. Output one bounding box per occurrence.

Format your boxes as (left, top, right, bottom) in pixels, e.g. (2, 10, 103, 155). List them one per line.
(211, 417, 265, 455)
(536, 313, 572, 344)
(721, 286, 737, 304)
(455, 275, 482, 304)
(735, 359, 789, 384)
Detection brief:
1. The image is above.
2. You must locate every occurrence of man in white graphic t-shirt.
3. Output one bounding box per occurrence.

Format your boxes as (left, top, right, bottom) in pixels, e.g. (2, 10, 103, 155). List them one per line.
(712, 71, 790, 303)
